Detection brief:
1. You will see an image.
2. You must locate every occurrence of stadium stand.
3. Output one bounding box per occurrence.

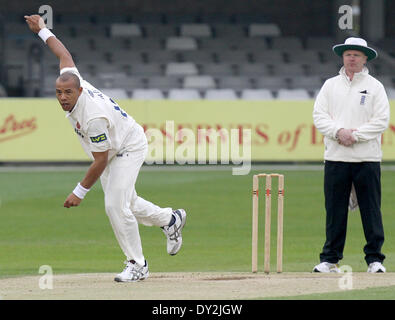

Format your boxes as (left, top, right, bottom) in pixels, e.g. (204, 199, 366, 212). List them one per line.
(183, 75, 216, 90)
(248, 23, 281, 38)
(199, 63, 236, 76)
(165, 62, 199, 76)
(99, 88, 129, 99)
(240, 89, 273, 100)
(147, 75, 182, 90)
(1, 8, 394, 100)
(288, 76, 324, 91)
(276, 88, 311, 100)
(254, 76, 289, 90)
(166, 37, 198, 50)
(387, 88, 395, 99)
(131, 88, 165, 100)
(0, 84, 7, 97)
(168, 88, 202, 100)
(205, 89, 238, 100)
(217, 76, 252, 90)
(180, 24, 212, 38)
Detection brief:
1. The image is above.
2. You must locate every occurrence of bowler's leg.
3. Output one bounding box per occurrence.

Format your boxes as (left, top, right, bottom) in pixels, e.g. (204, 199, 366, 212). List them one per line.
(102, 152, 146, 266)
(131, 191, 173, 227)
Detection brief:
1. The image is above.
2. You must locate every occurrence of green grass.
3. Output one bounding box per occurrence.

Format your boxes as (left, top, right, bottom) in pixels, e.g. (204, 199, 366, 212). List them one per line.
(1, 167, 395, 299)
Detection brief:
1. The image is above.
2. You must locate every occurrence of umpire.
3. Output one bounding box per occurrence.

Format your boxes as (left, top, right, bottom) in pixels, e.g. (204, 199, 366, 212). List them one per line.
(313, 37, 390, 273)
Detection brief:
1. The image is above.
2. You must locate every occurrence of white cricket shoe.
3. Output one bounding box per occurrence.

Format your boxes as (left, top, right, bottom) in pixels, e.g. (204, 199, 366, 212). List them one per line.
(313, 262, 340, 273)
(367, 262, 386, 273)
(162, 209, 187, 255)
(114, 260, 149, 282)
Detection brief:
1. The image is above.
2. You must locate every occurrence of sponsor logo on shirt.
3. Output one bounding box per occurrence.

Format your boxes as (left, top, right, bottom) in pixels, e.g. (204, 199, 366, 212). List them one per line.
(90, 133, 107, 143)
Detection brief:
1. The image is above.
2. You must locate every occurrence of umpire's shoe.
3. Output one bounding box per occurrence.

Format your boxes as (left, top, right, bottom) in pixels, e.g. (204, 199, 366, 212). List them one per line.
(162, 209, 187, 255)
(313, 262, 340, 273)
(367, 262, 386, 273)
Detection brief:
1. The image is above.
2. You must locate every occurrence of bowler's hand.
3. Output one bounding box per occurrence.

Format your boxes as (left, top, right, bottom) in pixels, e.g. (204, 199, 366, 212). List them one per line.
(24, 14, 45, 33)
(64, 193, 82, 208)
(337, 128, 357, 147)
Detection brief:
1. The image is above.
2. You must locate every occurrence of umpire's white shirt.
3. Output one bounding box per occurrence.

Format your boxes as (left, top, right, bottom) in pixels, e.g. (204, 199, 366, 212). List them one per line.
(62, 67, 137, 160)
(313, 66, 390, 162)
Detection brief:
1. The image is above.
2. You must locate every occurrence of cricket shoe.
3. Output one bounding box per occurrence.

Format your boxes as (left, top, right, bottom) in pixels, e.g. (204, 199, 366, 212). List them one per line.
(367, 262, 386, 273)
(162, 209, 187, 255)
(313, 262, 340, 273)
(114, 260, 149, 282)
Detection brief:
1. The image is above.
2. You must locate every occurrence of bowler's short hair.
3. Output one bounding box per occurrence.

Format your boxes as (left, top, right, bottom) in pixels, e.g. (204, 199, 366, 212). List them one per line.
(56, 72, 81, 89)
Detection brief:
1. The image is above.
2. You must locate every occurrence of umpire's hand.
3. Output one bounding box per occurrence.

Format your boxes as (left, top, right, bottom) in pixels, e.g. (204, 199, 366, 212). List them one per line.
(336, 128, 357, 146)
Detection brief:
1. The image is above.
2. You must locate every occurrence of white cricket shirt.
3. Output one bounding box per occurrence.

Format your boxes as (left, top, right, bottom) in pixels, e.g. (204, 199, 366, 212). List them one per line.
(61, 67, 137, 161)
(313, 66, 390, 162)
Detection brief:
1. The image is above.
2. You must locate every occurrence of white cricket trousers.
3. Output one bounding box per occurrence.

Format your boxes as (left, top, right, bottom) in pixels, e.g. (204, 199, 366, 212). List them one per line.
(100, 123, 173, 266)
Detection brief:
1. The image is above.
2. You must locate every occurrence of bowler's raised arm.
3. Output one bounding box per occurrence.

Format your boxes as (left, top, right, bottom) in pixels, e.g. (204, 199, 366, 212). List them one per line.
(24, 14, 75, 70)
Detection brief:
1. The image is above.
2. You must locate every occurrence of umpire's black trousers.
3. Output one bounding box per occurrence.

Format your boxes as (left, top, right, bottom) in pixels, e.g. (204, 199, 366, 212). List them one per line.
(319, 161, 385, 265)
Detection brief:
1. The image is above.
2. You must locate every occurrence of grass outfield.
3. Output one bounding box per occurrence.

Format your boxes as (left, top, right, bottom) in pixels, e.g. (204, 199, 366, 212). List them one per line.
(1, 167, 395, 299)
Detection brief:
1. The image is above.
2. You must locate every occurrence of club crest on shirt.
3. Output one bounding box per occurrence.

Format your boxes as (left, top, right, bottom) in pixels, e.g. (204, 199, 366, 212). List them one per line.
(74, 122, 84, 137)
(359, 90, 368, 106)
(90, 133, 107, 143)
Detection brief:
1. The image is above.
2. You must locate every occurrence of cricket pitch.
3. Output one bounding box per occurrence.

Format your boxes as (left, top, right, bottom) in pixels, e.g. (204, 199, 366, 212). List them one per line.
(1, 272, 394, 300)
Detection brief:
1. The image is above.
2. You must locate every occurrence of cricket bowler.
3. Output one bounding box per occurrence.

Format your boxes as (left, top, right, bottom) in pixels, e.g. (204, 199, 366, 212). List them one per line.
(25, 14, 187, 282)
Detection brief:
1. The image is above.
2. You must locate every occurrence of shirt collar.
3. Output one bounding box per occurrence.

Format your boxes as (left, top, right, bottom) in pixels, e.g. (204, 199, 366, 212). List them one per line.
(339, 66, 369, 82)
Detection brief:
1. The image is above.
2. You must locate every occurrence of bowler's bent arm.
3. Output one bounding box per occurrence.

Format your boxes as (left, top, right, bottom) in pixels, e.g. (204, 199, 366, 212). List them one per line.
(63, 151, 108, 208)
(80, 150, 109, 190)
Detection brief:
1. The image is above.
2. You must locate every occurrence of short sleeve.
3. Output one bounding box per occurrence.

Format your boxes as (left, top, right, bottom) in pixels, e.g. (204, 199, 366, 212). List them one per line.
(86, 118, 111, 152)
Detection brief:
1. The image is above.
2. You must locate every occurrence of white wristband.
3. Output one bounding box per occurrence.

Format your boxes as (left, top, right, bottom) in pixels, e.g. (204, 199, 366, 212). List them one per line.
(72, 183, 90, 199)
(38, 28, 56, 43)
